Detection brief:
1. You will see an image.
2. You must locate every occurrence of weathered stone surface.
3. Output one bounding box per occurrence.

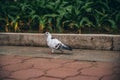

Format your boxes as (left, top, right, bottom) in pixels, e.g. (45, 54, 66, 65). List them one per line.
(29, 76, 62, 80)
(101, 74, 120, 80)
(0, 33, 120, 50)
(0, 33, 46, 47)
(2, 62, 32, 72)
(81, 62, 114, 77)
(46, 67, 79, 78)
(63, 61, 92, 70)
(65, 75, 98, 80)
(0, 34, 9, 45)
(53, 34, 112, 50)
(113, 36, 120, 51)
(10, 69, 44, 80)
(0, 70, 11, 78)
(0, 55, 22, 66)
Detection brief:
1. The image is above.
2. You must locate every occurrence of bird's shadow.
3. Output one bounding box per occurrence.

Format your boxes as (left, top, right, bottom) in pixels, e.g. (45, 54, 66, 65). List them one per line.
(53, 52, 73, 55)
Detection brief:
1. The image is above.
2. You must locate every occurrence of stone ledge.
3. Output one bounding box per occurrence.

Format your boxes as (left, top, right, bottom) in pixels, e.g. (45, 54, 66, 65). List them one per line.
(0, 33, 120, 51)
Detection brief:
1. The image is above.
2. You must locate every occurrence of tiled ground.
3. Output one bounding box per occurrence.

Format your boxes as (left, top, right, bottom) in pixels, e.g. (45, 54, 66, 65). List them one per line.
(0, 55, 120, 80)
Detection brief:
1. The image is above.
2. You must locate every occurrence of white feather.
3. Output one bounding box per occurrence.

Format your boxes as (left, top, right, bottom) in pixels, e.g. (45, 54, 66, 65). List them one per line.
(45, 32, 72, 53)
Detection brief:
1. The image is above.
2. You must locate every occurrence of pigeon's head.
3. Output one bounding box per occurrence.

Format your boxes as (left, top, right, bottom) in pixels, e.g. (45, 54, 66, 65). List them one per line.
(44, 32, 51, 37)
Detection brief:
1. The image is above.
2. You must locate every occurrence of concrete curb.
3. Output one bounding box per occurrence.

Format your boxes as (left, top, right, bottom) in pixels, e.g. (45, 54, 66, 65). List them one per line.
(0, 33, 120, 51)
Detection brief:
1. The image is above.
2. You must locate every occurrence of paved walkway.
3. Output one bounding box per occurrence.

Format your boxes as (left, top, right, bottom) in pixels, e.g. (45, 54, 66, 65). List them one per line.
(0, 55, 120, 80)
(0, 46, 120, 80)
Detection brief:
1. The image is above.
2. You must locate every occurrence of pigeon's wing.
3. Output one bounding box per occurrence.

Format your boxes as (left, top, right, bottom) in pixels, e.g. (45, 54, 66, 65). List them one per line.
(48, 38, 72, 51)
(47, 38, 62, 49)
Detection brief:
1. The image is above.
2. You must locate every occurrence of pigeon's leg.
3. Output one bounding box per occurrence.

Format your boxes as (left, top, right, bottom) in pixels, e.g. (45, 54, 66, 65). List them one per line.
(51, 49, 54, 54)
(48, 49, 54, 54)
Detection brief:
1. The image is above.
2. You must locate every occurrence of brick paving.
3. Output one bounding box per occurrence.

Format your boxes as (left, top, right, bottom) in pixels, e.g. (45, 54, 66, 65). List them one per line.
(0, 55, 120, 80)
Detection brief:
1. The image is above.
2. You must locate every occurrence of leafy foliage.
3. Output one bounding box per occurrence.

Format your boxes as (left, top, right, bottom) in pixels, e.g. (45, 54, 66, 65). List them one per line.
(0, 0, 120, 34)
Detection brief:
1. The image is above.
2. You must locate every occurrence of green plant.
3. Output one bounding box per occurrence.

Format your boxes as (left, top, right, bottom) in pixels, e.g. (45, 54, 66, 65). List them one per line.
(63, 0, 94, 33)
(0, 0, 120, 34)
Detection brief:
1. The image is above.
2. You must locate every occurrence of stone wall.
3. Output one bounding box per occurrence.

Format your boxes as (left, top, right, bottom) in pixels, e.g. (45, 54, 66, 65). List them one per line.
(0, 33, 120, 51)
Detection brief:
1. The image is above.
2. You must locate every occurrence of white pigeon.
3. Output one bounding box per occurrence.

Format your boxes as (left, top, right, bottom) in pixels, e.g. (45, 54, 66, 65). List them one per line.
(45, 32, 72, 54)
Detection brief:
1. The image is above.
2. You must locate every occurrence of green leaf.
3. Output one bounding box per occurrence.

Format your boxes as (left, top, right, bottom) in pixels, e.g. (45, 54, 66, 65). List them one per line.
(95, 9, 105, 16)
(107, 19, 117, 29)
(81, 2, 93, 10)
(115, 12, 120, 22)
(80, 17, 92, 27)
(45, 14, 59, 18)
(31, 15, 40, 20)
(0, 17, 5, 21)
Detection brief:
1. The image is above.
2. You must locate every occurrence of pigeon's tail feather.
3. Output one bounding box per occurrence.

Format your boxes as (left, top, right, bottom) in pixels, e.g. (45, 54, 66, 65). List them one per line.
(62, 45, 72, 51)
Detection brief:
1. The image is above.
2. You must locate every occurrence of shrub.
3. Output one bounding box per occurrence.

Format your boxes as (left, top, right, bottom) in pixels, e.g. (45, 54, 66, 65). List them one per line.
(0, 0, 120, 34)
